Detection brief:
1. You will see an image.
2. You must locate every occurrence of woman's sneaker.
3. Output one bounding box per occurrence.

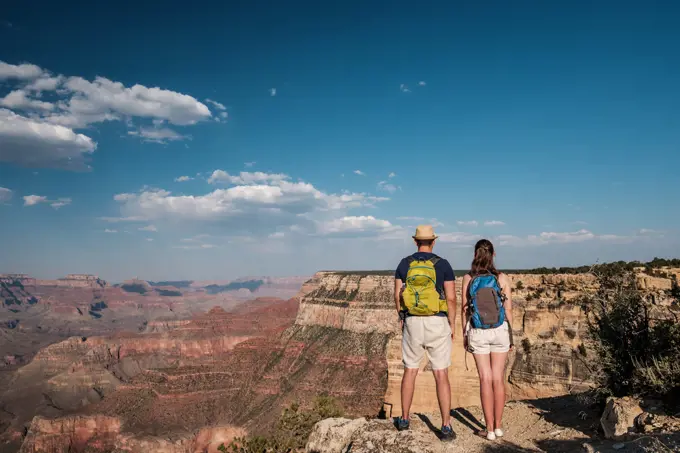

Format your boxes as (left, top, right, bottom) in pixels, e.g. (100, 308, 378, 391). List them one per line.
(440, 424, 455, 442)
(396, 417, 410, 431)
(494, 428, 504, 438)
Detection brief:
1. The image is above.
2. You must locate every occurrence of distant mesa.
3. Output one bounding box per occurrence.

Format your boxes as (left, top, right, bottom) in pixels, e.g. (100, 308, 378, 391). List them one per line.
(148, 280, 193, 288)
(0, 273, 107, 288)
(204, 279, 264, 294)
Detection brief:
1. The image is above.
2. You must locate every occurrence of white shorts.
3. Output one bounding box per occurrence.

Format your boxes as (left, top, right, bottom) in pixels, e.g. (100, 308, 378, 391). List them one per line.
(402, 315, 452, 370)
(467, 321, 511, 355)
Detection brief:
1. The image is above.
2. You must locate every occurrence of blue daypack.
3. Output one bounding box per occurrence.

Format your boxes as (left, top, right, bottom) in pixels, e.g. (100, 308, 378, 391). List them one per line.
(467, 272, 506, 329)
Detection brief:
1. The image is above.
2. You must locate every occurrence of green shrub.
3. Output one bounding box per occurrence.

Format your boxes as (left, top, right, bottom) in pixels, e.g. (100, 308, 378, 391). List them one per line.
(583, 266, 680, 407)
(515, 280, 524, 290)
(219, 395, 344, 453)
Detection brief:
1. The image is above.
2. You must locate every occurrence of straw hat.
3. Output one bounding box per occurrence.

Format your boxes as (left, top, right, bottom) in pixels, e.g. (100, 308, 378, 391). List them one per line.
(412, 224, 438, 240)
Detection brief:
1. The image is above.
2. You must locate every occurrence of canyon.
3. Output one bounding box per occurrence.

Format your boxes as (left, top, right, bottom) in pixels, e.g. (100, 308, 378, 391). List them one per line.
(1, 267, 677, 452)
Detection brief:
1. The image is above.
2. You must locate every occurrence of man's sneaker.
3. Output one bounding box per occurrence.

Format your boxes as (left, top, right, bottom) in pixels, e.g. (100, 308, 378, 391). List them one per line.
(396, 417, 410, 431)
(440, 424, 456, 442)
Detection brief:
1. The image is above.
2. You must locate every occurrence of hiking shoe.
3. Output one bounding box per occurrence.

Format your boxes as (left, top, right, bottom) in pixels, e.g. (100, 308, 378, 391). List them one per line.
(396, 417, 410, 431)
(440, 424, 456, 442)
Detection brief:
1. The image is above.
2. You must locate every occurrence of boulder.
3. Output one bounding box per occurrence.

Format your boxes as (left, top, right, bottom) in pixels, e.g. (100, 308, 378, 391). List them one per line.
(346, 420, 441, 453)
(306, 418, 367, 453)
(601, 397, 643, 439)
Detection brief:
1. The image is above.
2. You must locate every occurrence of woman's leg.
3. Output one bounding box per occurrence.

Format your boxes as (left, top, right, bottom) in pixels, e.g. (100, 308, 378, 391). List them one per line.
(490, 351, 508, 430)
(472, 353, 494, 432)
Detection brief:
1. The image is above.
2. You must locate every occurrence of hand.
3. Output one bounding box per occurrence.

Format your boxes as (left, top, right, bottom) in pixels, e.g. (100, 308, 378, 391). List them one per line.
(450, 323, 455, 342)
(400, 319, 404, 331)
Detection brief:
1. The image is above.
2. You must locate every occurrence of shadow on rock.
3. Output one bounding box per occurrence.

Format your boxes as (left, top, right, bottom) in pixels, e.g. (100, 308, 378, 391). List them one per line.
(523, 393, 601, 436)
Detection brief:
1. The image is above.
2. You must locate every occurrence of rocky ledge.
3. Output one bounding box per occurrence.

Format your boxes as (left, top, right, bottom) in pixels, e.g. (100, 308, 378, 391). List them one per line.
(304, 397, 680, 453)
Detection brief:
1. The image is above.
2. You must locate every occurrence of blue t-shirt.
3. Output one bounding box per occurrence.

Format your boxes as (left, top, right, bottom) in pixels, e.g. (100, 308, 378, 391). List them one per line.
(394, 252, 455, 299)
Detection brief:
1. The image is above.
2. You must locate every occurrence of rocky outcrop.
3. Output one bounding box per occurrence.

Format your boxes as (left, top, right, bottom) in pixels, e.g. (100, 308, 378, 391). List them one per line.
(19, 415, 121, 453)
(296, 271, 602, 415)
(305, 417, 368, 453)
(18, 414, 246, 453)
(601, 397, 644, 440)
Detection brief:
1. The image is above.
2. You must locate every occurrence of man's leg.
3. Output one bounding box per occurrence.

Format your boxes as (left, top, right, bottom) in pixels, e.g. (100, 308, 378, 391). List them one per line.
(432, 368, 451, 426)
(425, 317, 453, 428)
(401, 317, 424, 423)
(401, 367, 419, 420)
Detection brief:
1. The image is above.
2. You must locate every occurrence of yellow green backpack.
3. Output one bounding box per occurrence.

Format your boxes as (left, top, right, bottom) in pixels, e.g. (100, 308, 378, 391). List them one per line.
(401, 255, 447, 316)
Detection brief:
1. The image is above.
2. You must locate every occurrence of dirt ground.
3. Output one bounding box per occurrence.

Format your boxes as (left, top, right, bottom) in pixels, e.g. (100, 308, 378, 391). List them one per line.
(406, 396, 680, 453)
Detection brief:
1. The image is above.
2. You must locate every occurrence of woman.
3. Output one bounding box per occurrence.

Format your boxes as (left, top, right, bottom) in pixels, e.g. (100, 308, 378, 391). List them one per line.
(461, 239, 513, 441)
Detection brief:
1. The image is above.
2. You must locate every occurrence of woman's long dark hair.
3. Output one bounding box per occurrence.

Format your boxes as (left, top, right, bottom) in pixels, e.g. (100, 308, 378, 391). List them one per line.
(470, 239, 498, 276)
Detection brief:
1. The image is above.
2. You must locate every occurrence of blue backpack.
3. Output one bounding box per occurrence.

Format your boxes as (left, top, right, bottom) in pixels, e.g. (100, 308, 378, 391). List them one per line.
(467, 272, 506, 329)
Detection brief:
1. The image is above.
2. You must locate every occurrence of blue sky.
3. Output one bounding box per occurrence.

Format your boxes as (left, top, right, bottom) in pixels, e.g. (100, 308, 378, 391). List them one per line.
(1, 0, 678, 281)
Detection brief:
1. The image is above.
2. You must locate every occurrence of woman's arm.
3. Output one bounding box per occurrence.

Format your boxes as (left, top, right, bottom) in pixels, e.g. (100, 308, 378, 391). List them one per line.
(499, 273, 513, 326)
(461, 274, 470, 337)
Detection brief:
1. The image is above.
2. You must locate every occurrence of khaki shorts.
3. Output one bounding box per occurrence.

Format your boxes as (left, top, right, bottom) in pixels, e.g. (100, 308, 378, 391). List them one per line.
(467, 321, 511, 354)
(402, 315, 452, 370)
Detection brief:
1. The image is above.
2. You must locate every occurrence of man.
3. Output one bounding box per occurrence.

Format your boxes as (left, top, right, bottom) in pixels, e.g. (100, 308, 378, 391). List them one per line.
(394, 224, 456, 442)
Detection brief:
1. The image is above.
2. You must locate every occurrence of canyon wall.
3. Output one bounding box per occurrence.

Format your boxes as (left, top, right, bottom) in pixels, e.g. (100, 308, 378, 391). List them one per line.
(296, 269, 676, 415)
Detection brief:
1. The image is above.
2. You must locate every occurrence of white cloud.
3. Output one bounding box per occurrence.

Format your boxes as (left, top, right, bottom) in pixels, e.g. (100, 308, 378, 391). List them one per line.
(219, 111, 228, 120)
(173, 243, 217, 250)
(397, 216, 425, 221)
(0, 62, 44, 80)
(49, 76, 211, 127)
(1, 90, 54, 111)
(388, 172, 396, 178)
(50, 198, 71, 209)
(269, 232, 285, 239)
(0, 187, 13, 204)
(319, 216, 398, 237)
(23, 195, 48, 206)
(244, 161, 256, 168)
(497, 229, 631, 247)
(353, 170, 365, 176)
(146, 238, 154, 242)
(25, 76, 64, 92)
(207, 170, 289, 185)
(457, 220, 479, 227)
(113, 174, 390, 237)
(0, 109, 96, 170)
(437, 232, 482, 244)
(399, 84, 411, 93)
(0, 60, 216, 168)
(418, 81, 427, 86)
(98, 215, 149, 223)
(205, 99, 226, 110)
(139, 225, 158, 232)
(484, 220, 505, 226)
(104, 229, 118, 233)
(377, 181, 399, 193)
(638, 228, 657, 235)
(174, 175, 193, 182)
(269, 88, 277, 97)
(128, 126, 188, 144)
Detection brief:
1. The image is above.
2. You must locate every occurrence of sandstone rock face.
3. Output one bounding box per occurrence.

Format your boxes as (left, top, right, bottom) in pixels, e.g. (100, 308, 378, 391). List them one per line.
(19, 415, 121, 453)
(297, 271, 602, 415)
(601, 397, 643, 440)
(305, 417, 368, 453)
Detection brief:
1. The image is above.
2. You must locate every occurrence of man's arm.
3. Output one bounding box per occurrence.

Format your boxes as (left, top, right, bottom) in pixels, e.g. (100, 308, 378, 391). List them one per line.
(394, 277, 403, 314)
(444, 280, 456, 340)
